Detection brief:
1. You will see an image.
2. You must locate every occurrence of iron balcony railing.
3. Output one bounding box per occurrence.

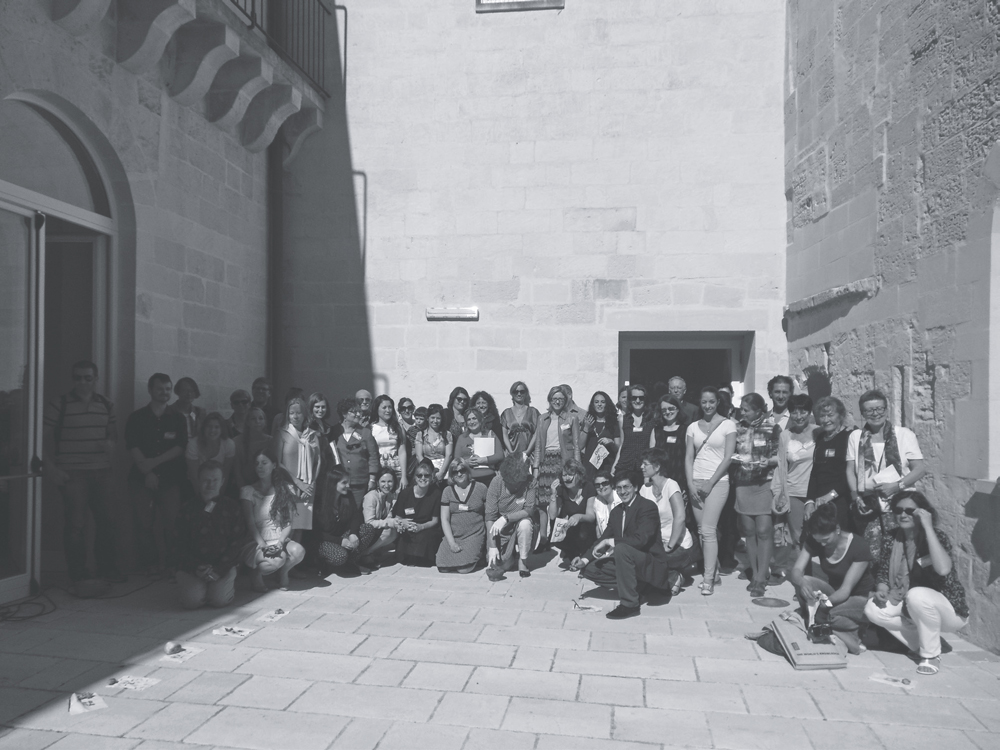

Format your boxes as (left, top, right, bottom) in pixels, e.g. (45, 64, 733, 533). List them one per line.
(229, 0, 331, 97)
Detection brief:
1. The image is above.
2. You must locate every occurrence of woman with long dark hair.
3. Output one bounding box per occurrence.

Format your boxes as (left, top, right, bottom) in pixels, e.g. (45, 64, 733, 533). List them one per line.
(614, 384, 652, 474)
(864, 491, 968, 675)
(580, 390, 621, 480)
(453, 408, 503, 485)
(240, 445, 305, 591)
(649, 394, 687, 487)
(415, 403, 454, 482)
(470, 390, 502, 440)
(371, 395, 409, 490)
(234, 407, 271, 489)
(445, 387, 470, 439)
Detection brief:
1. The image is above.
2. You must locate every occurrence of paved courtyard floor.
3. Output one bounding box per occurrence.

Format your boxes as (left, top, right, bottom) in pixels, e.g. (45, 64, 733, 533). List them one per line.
(2, 559, 999, 750)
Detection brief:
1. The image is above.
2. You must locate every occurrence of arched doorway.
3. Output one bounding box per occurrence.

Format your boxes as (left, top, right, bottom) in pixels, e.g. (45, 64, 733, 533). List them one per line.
(0, 93, 134, 602)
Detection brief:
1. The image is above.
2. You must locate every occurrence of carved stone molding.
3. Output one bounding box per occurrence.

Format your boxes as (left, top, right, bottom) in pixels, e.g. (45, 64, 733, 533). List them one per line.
(281, 107, 323, 168)
(164, 20, 240, 106)
(207, 55, 274, 131)
(242, 84, 301, 153)
(117, 0, 196, 74)
(50, 0, 113, 36)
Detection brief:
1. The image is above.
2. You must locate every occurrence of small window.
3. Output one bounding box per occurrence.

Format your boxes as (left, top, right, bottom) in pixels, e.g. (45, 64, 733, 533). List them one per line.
(476, 0, 564, 13)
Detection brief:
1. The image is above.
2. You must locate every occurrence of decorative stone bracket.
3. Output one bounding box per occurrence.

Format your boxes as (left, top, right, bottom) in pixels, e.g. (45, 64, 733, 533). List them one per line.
(784, 275, 881, 317)
(46, 0, 324, 163)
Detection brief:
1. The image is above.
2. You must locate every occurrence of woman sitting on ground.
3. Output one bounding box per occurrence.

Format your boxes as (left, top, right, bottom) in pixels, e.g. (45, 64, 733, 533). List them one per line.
(436, 460, 487, 573)
(453, 408, 503, 485)
(548, 459, 597, 563)
(864, 491, 968, 675)
(581, 390, 621, 480)
(788, 503, 874, 654)
(591, 469, 621, 537)
(415, 404, 454, 483)
(392, 458, 443, 566)
(485, 452, 538, 579)
(362, 467, 400, 565)
(315, 468, 379, 575)
(240, 446, 305, 592)
(185, 411, 235, 488)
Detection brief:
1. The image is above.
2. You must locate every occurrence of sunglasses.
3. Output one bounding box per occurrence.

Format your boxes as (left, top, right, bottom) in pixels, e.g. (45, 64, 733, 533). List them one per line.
(513, 389, 527, 395)
(399, 405, 414, 412)
(232, 399, 250, 405)
(415, 473, 433, 480)
(893, 506, 916, 516)
(593, 481, 610, 488)
(631, 396, 645, 402)
(455, 396, 468, 402)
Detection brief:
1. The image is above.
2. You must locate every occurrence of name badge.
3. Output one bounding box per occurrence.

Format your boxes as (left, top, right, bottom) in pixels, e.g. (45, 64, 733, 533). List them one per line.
(753, 436, 766, 447)
(164, 431, 176, 439)
(458, 503, 469, 512)
(560, 423, 569, 431)
(825, 449, 835, 458)
(516, 498, 525, 505)
(633, 425, 643, 432)
(404, 508, 415, 516)
(666, 436, 677, 444)
(917, 555, 932, 568)
(203, 501, 216, 513)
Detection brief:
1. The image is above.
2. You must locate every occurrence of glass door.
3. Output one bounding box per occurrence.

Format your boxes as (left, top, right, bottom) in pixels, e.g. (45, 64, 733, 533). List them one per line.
(0, 203, 43, 601)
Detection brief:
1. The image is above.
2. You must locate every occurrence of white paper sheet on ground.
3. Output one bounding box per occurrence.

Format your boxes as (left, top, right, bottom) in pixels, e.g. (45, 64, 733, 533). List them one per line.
(212, 626, 254, 639)
(571, 599, 602, 612)
(589, 443, 609, 468)
(473, 437, 493, 457)
(108, 675, 161, 691)
(257, 608, 289, 623)
(69, 692, 107, 714)
(160, 645, 203, 663)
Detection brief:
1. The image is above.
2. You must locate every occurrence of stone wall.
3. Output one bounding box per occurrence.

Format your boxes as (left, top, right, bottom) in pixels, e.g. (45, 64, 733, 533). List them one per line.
(0, 2, 270, 416)
(786, 0, 1000, 649)
(330, 0, 788, 403)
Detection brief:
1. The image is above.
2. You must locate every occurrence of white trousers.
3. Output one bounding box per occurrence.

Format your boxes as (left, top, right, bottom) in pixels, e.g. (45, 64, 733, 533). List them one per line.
(864, 586, 967, 658)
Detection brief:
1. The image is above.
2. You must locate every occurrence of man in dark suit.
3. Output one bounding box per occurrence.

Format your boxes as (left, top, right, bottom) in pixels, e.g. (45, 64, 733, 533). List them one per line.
(570, 468, 673, 619)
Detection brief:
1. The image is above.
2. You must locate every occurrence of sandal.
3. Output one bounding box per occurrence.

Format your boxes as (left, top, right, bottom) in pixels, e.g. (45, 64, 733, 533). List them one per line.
(701, 581, 714, 596)
(917, 657, 940, 675)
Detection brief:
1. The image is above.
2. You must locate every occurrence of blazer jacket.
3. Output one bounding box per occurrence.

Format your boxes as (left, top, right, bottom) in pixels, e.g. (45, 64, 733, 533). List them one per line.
(586, 495, 672, 589)
(329, 424, 380, 487)
(532, 411, 581, 468)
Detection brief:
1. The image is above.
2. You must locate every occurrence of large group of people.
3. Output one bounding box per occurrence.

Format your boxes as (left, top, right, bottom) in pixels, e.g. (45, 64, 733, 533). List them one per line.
(44, 364, 968, 675)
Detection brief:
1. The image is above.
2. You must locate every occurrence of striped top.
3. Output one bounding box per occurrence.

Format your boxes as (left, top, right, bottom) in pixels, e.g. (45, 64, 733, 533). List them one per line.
(43, 392, 115, 470)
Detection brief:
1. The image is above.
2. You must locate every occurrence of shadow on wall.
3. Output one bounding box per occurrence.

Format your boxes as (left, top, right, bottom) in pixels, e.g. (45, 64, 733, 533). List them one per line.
(272, 7, 374, 400)
(784, 294, 868, 342)
(801, 366, 832, 402)
(966, 483, 1000, 586)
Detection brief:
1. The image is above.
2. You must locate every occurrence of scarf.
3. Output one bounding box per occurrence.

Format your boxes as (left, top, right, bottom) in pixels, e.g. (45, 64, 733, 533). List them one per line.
(736, 414, 765, 457)
(858, 422, 902, 491)
(286, 423, 318, 486)
(886, 534, 910, 595)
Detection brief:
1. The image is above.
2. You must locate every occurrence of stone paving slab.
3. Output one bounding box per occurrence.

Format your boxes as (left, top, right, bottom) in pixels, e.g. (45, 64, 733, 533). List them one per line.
(1, 560, 998, 750)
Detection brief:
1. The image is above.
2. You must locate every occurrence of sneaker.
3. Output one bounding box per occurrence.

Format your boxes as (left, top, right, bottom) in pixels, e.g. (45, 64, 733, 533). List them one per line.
(606, 604, 641, 620)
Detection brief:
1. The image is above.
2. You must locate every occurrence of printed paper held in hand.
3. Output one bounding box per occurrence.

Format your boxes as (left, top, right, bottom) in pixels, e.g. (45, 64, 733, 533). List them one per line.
(871, 466, 902, 485)
(473, 437, 493, 458)
(589, 444, 609, 468)
(550, 517, 570, 544)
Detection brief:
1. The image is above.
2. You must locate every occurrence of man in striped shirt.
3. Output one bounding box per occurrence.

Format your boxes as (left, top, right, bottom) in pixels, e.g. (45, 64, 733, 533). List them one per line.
(43, 360, 124, 588)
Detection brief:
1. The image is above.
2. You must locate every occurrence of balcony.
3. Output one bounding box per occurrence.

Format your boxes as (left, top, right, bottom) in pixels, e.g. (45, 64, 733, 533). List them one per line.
(45, 0, 328, 164)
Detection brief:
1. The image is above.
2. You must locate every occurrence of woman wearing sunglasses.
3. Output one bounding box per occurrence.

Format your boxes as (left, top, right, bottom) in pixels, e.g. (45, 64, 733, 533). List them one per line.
(500, 381, 539, 456)
(846, 390, 926, 560)
(436, 460, 487, 573)
(864, 491, 968, 675)
(613, 384, 652, 475)
(392, 458, 443, 567)
(445, 387, 471, 439)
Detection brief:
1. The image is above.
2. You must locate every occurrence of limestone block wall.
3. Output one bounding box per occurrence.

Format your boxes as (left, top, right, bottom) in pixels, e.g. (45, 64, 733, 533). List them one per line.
(0, 2, 269, 416)
(785, 0, 1000, 649)
(340, 0, 788, 403)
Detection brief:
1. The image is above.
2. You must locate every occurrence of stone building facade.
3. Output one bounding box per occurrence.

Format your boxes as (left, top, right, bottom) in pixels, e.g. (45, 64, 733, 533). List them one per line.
(785, 0, 1000, 647)
(277, 0, 789, 402)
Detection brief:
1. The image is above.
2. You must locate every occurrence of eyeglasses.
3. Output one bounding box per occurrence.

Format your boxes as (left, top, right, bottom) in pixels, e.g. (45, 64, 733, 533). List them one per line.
(893, 506, 916, 516)
(862, 406, 887, 417)
(232, 399, 250, 405)
(415, 473, 433, 480)
(593, 481, 610, 488)
(615, 484, 634, 493)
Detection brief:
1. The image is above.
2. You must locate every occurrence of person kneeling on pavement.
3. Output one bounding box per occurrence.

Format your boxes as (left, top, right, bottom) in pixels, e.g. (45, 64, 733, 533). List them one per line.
(788, 502, 874, 654)
(175, 461, 246, 609)
(315, 468, 379, 575)
(570, 468, 676, 619)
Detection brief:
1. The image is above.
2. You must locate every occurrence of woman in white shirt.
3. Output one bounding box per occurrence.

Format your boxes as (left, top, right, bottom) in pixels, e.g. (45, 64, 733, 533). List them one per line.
(641, 448, 696, 595)
(684, 386, 737, 595)
(846, 389, 926, 560)
(771, 394, 817, 560)
(371, 395, 409, 491)
(590, 469, 621, 537)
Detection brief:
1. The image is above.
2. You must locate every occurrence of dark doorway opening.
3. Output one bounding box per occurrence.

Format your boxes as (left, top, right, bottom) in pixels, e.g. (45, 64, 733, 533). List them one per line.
(629, 348, 731, 401)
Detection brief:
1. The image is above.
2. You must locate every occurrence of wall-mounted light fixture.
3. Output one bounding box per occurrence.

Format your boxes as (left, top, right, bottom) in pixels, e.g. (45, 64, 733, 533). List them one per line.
(425, 307, 480, 322)
(476, 0, 564, 12)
